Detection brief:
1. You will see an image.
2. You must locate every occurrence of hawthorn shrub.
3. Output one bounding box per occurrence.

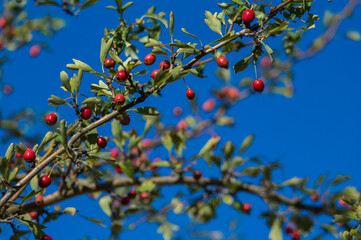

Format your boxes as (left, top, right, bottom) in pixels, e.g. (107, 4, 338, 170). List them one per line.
(0, 0, 360, 239)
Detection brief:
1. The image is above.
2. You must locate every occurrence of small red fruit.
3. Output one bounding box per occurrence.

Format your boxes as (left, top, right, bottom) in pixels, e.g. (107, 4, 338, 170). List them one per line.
(253, 79, 264, 93)
(260, 56, 272, 68)
(80, 106, 92, 120)
(114, 94, 125, 105)
(242, 9, 255, 24)
(24, 149, 36, 163)
(15, 152, 23, 159)
(29, 211, 38, 219)
(285, 224, 294, 234)
(291, 230, 301, 240)
(38, 175, 52, 188)
(128, 190, 137, 199)
(339, 198, 347, 207)
(193, 170, 202, 180)
(97, 137, 107, 148)
(45, 113, 57, 126)
(116, 165, 123, 174)
(311, 193, 319, 201)
(110, 148, 119, 158)
(141, 138, 152, 148)
(29, 45, 41, 57)
(159, 60, 170, 70)
(119, 114, 130, 126)
(242, 203, 252, 214)
(144, 53, 156, 66)
(217, 57, 229, 69)
(202, 98, 216, 112)
(104, 58, 116, 69)
(186, 89, 195, 100)
(116, 71, 128, 82)
(3, 84, 12, 95)
(41, 235, 53, 240)
(176, 120, 188, 131)
(151, 69, 159, 79)
(140, 192, 150, 200)
(0, 17, 6, 28)
(35, 196, 44, 206)
(121, 196, 130, 205)
(173, 106, 183, 116)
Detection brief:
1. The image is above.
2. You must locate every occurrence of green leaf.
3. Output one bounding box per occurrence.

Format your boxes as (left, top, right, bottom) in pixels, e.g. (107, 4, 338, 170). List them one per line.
(169, 11, 174, 42)
(57, 120, 68, 151)
(144, 14, 168, 28)
(18, 219, 46, 239)
(99, 195, 112, 217)
(222, 195, 234, 205)
(20, 190, 41, 204)
(119, 160, 134, 178)
(152, 47, 169, 56)
(233, 55, 252, 73)
(269, 219, 283, 240)
(242, 167, 261, 177)
(63, 207, 77, 215)
(157, 220, 179, 240)
(89, 152, 115, 162)
(81, 0, 99, 9)
(262, 42, 274, 62)
(128, 107, 159, 116)
(209, 31, 235, 45)
(68, 59, 94, 72)
(70, 70, 83, 95)
(83, 161, 104, 180)
(82, 97, 102, 105)
(145, 38, 163, 48)
(239, 135, 254, 154)
(48, 95, 67, 106)
(37, 131, 57, 153)
(346, 31, 361, 41)
(331, 174, 350, 185)
(222, 141, 235, 162)
(138, 180, 156, 192)
(194, 136, 221, 159)
(181, 28, 203, 46)
(79, 215, 106, 227)
(60, 71, 71, 93)
(204, 11, 223, 36)
(100, 37, 114, 66)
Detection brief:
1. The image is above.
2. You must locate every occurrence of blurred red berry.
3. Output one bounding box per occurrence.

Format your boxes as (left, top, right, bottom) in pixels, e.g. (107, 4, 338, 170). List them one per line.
(35, 195, 44, 206)
(3, 84, 12, 95)
(110, 148, 119, 158)
(260, 56, 272, 68)
(176, 120, 188, 131)
(140, 192, 150, 200)
(128, 190, 137, 199)
(173, 106, 183, 116)
(242, 203, 252, 214)
(193, 170, 202, 180)
(202, 98, 216, 112)
(116, 165, 122, 174)
(0, 17, 6, 28)
(29, 211, 38, 219)
(151, 69, 159, 79)
(29, 45, 41, 57)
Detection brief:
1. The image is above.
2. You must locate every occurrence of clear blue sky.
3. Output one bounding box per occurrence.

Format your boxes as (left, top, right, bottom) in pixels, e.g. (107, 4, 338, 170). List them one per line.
(1, 0, 361, 239)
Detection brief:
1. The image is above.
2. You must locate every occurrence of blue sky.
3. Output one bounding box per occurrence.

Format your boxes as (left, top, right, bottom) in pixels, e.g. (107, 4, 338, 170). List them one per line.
(1, 0, 361, 239)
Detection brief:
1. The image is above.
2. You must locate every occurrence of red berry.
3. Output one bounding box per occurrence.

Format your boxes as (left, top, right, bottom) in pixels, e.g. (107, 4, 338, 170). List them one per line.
(193, 170, 202, 180)
(97, 137, 107, 148)
(253, 79, 264, 93)
(80, 106, 92, 120)
(144, 53, 156, 66)
(285, 224, 293, 234)
(114, 94, 125, 105)
(38, 175, 52, 188)
(41, 235, 53, 240)
(159, 60, 170, 70)
(3, 84, 12, 95)
(173, 106, 183, 116)
(176, 120, 188, 131)
(142, 138, 152, 148)
(242, 203, 252, 214)
(291, 230, 301, 240)
(0, 17, 6, 28)
(227, 87, 239, 99)
(128, 190, 137, 199)
(116, 165, 123, 174)
(217, 57, 229, 69)
(121, 196, 130, 205)
(110, 148, 119, 158)
(29, 45, 41, 57)
(186, 89, 195, 100)
(260, 56, 272, 68)
(311, 193, 319, 201)
(151, 69, 159, 79)
(45, 113, 57, 126)
(35, 196, 44, 206)
(29, 211, 38, 219)
(24, 149, 36, 163)
(104, 58, 116, 69)
(242, 9, 255, 24)
(202, 98, 216, 112)
(116, 71, 128, 82)
(119, 114, 130, 126)
(140, 192, 150, 200)
(339, 199, 347, 207)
